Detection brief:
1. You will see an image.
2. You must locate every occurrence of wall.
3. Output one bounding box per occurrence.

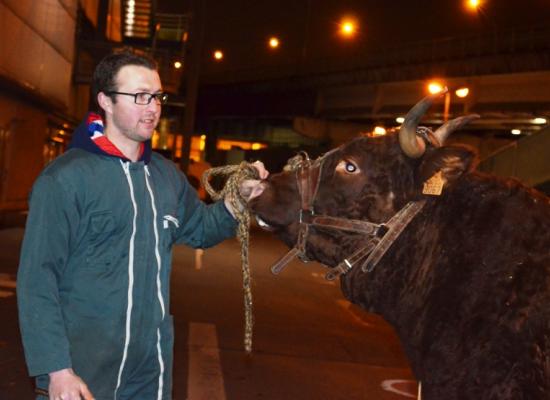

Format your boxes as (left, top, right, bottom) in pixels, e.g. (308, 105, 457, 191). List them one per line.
(0, 94, 48, 210)
(479, 127, 550, 188)
(0, 0, 77, 107)
(0, 0, 79, 210)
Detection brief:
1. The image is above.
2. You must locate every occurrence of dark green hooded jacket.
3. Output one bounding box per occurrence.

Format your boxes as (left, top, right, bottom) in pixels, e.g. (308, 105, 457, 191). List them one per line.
(17, 115, 237, 399)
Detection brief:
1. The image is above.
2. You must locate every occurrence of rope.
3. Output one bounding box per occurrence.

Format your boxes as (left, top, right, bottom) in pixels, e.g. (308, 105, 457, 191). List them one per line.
(283, 152, 309, 172)
(201, 162, 260, 354)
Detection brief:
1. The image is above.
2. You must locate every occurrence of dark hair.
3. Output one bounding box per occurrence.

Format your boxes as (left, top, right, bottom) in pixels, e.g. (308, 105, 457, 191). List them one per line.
(91, 51, 158, 117)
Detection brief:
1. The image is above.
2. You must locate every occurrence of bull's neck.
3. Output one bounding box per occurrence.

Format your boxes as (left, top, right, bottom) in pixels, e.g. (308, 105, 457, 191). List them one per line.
(338, 198, 441, 373)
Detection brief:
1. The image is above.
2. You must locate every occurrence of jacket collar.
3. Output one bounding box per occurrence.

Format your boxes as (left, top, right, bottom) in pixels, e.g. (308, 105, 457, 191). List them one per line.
(68, 112, 152, 164)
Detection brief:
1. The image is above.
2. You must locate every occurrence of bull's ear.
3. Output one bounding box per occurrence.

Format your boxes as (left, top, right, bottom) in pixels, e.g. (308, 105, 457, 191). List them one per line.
(416, 145, 478, 185)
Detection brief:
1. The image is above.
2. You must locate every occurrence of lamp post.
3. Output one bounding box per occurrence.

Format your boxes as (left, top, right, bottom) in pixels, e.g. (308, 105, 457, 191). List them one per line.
(443, 91, 451, 122)
(427, 82, 470, 122)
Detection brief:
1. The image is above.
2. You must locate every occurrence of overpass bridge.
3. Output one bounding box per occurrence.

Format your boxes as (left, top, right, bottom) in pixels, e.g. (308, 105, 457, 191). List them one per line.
(197, 25, 550, 192)
(199, 24, 550, 147)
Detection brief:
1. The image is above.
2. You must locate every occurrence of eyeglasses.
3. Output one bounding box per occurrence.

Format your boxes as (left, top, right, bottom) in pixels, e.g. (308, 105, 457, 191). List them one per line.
(107, 91, 168, 105)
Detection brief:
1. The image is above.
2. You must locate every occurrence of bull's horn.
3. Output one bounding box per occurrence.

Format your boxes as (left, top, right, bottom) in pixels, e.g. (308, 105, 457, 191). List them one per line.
(432, 114, 480, 146)
(399, 90, 447, 158)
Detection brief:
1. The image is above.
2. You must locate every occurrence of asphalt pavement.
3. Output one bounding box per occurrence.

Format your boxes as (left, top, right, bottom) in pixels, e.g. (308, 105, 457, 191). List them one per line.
(0, 226, 415, 399)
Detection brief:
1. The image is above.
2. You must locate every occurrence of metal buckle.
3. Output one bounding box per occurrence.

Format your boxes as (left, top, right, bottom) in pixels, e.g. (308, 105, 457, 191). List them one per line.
(299, 208, 315, 224)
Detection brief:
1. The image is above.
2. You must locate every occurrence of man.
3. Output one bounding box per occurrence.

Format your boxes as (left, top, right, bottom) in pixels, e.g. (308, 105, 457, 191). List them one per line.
(17, 52, 267, 400)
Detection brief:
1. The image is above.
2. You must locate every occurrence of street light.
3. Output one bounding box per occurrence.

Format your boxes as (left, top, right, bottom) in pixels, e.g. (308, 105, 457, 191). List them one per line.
(338, 18, 358, 39)
(268, 37, 280, 49)
(427, 82, 445, 94)
(455, 87, 469, 98)
(427, 81, 470, 122)
(465, 0, 482, 11)
(213, 50, 224, 61)
(373, 126, 386, 136)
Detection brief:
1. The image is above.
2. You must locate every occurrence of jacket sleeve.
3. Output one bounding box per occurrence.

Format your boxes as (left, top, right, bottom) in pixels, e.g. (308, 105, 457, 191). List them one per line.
(173, 172, 238, 248)
(17, 174, 79, 377)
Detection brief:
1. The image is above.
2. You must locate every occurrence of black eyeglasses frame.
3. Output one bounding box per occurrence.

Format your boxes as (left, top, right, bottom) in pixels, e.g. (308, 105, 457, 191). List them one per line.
(106, 91, 168, 105)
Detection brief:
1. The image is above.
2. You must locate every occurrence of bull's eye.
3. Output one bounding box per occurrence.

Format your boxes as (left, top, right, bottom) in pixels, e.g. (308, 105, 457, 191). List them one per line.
(336, 159, 360, 175)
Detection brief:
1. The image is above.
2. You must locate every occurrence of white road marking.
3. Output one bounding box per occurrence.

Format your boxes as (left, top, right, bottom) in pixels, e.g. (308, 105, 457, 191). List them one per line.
(381, 379, 418, 398)
(187, 322, 226, 400)
(336, 300, 374, 327)
(0, 273, 16, 298)
(194, 249, 204, 270)
(309, 272, 336, 284)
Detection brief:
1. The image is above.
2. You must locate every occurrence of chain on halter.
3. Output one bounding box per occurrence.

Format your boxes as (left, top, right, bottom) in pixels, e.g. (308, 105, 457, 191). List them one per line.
(201, 162, 260, 354)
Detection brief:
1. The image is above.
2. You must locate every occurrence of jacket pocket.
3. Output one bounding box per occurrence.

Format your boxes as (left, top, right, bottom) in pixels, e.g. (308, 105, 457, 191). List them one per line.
(160, 208, 179, 249)
(85, 210, 116, 267)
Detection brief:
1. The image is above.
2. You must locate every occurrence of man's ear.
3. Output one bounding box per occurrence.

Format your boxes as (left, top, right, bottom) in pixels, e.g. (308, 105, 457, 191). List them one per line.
(416, 145, 479, 185)
(97, 92, 113, 115)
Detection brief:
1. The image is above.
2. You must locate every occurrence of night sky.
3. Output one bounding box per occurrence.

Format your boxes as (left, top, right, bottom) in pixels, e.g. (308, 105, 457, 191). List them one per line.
(159, 1, 550, 80)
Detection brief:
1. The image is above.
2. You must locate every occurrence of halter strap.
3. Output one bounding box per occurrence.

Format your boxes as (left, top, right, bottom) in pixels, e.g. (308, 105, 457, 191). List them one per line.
(269, 149, 427, 281)
(271, 157, 321, 275)
(361, 200, 426, 273)
(324, 199, 426, 280)
(310, 215, 380, 235)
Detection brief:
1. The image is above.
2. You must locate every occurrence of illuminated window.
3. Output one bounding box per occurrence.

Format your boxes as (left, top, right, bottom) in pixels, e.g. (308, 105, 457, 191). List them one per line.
(217, 140, 267, 151)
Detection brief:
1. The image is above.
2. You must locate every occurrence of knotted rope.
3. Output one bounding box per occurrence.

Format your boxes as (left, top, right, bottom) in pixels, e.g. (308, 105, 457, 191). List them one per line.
(283, 151, 310, 172)
(201, 162, 260, 354)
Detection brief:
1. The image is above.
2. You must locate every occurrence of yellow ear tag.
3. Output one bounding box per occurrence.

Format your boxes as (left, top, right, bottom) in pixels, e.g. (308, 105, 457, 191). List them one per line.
(423, 171, 445, 196)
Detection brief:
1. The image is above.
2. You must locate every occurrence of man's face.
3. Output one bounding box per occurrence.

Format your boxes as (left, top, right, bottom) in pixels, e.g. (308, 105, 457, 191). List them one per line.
(105, 65, 162, 143)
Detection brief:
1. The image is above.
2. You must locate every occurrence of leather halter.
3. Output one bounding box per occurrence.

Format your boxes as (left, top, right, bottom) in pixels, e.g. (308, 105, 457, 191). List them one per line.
(270, 151, 427, 281)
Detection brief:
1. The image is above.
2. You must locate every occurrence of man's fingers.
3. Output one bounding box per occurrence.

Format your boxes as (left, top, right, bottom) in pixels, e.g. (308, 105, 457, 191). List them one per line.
(47, 369, 94, 400)
(68, 391, 79, 400)
(251, 161, 269, 180)
(80, 383, 94, 400)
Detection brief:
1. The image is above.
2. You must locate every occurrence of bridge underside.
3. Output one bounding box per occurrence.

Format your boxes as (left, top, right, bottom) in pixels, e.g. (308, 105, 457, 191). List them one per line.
(196, 29, 550, 190)
(199, 70, 550, 149)
(198, 25, 550, 143)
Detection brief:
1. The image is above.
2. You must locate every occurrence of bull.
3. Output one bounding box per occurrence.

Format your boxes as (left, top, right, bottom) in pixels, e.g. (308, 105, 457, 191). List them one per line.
(246, 92, 550, 399)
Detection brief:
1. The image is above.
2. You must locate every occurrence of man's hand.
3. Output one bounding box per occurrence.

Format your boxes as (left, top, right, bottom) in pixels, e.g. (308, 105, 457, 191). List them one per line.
(224, 161, 269, 218)
(49, 368, 94, 400)
(239, 161, 268, 202)
(250, 160, 269, 180)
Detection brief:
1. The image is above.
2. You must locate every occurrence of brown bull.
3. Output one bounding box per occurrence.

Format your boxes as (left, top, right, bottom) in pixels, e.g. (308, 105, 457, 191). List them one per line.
(247, 92, 550, 399)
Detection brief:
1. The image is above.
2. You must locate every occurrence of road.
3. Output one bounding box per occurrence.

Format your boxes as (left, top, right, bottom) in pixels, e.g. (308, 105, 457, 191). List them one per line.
(0, 226, 416, 399)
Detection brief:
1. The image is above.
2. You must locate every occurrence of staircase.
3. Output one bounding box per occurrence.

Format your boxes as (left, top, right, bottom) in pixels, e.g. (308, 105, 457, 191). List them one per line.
(155, 13, 190, 42)
(123, 0, 153, 39)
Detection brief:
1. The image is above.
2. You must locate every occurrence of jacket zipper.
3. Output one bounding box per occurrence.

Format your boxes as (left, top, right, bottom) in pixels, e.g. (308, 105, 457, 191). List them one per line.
(114, 161, 138, 399)
(144, 165, 166, 400)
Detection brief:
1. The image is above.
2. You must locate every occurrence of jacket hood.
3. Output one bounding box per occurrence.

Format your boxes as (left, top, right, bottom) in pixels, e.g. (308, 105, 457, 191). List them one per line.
(69, 112, 152, 164)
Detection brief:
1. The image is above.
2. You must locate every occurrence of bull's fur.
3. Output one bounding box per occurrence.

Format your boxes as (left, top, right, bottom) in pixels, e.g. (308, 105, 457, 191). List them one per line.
(250, 131, 550, 399)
